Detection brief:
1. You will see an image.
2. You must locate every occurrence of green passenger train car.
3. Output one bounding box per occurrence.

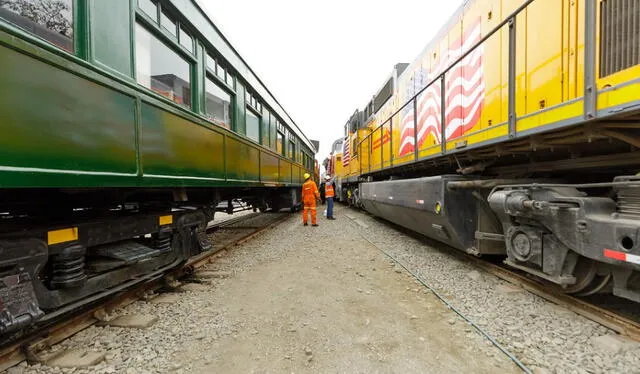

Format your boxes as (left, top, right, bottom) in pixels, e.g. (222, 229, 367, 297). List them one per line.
(0, 0, 315, 339)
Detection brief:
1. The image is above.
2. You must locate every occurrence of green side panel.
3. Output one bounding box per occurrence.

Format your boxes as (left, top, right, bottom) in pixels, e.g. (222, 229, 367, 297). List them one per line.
(279, 160, 292, 184)
(140, 103, 225, 179)
(89, 0, 133, 77)
(226, 138, 260, 181)
(292, 165, 302, 184)
(0, 45, 137, 187)
(234, 81, 246, 135)
(260, 152, 279, 183)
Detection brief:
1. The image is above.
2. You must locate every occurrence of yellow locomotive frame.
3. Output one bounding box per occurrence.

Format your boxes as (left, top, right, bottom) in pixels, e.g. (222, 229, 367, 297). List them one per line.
(336, 0, 640, 180)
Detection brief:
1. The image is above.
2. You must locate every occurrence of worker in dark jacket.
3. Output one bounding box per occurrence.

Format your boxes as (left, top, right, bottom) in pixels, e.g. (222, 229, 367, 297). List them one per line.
(319, 181, 326, 205)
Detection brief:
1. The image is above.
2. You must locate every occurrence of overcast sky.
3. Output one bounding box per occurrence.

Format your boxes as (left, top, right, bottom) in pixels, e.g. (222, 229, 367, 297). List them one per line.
(201, 0, 462, 162)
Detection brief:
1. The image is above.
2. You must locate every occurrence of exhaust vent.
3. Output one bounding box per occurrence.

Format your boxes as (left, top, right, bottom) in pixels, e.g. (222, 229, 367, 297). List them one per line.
(600, 0, 640, 77)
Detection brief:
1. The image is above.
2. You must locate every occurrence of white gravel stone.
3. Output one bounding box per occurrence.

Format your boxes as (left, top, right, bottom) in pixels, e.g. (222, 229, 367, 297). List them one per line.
(467, 270, 483, 282)
(590, 334, 639, 355)
(341, 206, 640, 373)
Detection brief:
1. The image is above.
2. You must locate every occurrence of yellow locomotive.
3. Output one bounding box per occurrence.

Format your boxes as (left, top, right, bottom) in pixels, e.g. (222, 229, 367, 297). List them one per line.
(329, 0, 640, 302)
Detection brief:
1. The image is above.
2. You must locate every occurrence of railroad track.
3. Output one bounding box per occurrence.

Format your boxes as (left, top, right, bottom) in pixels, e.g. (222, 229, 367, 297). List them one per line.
(354, 210, 640, 342)
(459, 253, 640, 341)
(0, 212, 291, 372)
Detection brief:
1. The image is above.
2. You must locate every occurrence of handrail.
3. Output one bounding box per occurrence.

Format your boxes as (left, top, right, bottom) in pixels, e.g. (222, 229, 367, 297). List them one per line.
(357, 0, 535, 169)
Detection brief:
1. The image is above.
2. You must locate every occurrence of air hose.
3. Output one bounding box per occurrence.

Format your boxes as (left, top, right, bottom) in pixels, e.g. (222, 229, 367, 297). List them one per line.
(350, 217, 532, 374)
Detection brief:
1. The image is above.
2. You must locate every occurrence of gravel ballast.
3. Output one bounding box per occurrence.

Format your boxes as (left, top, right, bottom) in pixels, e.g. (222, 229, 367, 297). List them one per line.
(14, 207, 521, 374)
(342, 205, 640, 374)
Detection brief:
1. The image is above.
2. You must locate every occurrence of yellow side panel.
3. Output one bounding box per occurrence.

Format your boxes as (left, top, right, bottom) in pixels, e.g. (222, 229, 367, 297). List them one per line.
(382, 120, 392, 169)
(349, 132, 361, 177)
(505, 0, 528, 118)
(443, 19, 464, 142)
(333, 152, 343, 178)
(419, 144, 442, 159)
(597, 81, 640, 113)
(361, 136, 370, 174)
(370, 125, 382, 172)
(564, 0, 583, 100)
(445, 123, 508, 151)
(596, 0, 640, 113)
(524, 0, 564, 115)
(475, 0, 505, 131)
(516, 99, 583, 132)
(394, 154, 415, 166)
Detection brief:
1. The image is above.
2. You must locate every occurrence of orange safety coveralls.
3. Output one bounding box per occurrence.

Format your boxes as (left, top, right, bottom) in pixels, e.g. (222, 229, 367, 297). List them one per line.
(301, 179, 320, 225)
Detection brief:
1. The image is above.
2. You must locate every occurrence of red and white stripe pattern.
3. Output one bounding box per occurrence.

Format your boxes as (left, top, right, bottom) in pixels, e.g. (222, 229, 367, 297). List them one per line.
(604, 249, 640, 265)
(342, 135, 350, 167)
(398, 19, 485, 157)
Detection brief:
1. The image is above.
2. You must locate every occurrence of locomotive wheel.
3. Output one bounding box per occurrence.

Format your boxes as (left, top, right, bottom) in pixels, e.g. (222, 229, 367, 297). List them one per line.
(556, 257, 612, 296)
(575, 273, 612, 297)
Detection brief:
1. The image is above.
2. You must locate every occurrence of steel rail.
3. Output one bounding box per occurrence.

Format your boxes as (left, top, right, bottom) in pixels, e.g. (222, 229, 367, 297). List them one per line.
(0, 212, 291, 372)
(353, 208, 640, 342)
(456, 252, 640, 341)
(348, 217, 532, 373)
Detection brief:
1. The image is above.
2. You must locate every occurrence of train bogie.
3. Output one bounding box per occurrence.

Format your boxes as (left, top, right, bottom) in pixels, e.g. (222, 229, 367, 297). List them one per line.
(488, 176, 640, 301)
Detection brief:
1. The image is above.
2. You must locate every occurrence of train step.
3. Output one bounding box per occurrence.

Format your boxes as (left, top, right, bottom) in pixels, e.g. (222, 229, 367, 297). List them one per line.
(87, 241, 169, 273)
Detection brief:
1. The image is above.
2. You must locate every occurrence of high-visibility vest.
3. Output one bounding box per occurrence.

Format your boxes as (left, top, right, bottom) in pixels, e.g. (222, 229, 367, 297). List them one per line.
(325, 184, 335, 198)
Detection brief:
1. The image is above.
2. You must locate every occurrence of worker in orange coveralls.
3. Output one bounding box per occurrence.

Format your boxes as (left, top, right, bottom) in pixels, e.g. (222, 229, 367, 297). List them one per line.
(301, 172, 320, 226)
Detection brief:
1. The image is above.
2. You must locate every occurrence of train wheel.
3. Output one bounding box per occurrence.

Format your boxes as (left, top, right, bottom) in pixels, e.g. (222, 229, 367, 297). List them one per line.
(557, 257, 612, 295)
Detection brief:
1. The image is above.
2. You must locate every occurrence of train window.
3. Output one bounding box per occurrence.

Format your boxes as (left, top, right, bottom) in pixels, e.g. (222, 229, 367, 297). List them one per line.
(276, 132, 285, 156)
(205, 77, 231, 129)
(217, 64, 226, 80)
(160, 11, 176, 36)
(206, 54, 216, 72)
(246, 108, 260, 143)
(225, 70, 233, 87)
(179, 27, 192, 53)
(135, 23, 191, 109)
(0, 0, 74, 53)
(288, 140, 295, 160)
(138, 0, 157, 20)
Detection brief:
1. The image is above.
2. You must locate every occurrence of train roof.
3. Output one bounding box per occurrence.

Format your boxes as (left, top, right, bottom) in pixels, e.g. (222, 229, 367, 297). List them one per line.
(173, 0, 316, 153)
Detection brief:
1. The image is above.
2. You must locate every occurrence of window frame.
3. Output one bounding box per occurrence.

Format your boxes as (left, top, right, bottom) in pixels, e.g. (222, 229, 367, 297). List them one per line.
(288, 139, 296, 161)
(134, 3, 198, 111)
(0, 0, 77, 55)
(206, 51, 234, 92)
(245, 104, 262, 144)
(204, 73, 234, 129)
(179, 26, 193, 53)
(276, 131, 285, 157)
(160, 10, 177, 36)
(133, 22, 196, 112)
(136, 0, 195, 56)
